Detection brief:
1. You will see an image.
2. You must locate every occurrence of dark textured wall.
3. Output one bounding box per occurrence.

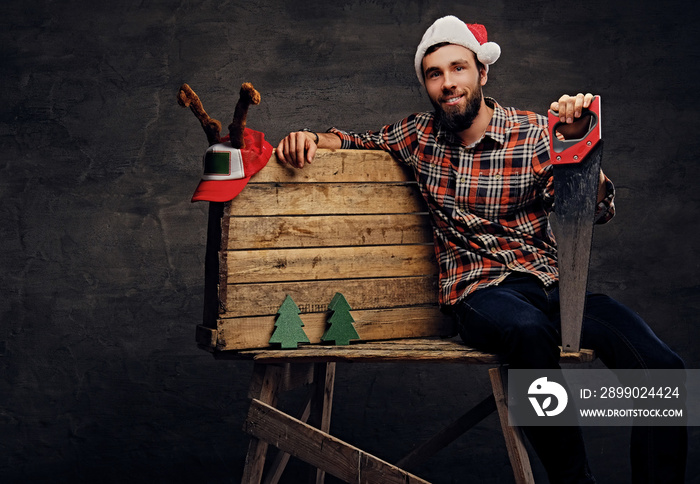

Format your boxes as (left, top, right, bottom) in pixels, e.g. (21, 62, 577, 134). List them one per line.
(2, 0, 699, 483)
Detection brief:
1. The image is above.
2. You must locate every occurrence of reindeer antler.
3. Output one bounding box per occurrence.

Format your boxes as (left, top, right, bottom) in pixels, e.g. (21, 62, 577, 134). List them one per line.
(228, 82, 261, 149)
(178, 82, 262, 149)
(177, 83, 222, 146)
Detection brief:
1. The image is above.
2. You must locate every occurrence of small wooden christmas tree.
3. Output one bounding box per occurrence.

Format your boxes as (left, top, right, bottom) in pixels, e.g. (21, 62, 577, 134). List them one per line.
(321, 293, 360, 346)
(269, 295, 310, 349)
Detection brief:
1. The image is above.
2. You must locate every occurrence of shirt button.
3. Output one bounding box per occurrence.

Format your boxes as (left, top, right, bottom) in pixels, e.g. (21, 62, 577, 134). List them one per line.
(490, 247, 498, 254)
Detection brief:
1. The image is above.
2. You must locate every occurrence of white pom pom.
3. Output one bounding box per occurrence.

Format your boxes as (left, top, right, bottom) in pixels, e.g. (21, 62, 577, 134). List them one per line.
(478, 42, 501, 65)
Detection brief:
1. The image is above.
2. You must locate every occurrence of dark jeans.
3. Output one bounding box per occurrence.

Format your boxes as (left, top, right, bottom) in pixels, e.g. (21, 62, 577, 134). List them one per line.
(449, 273, 687, 484)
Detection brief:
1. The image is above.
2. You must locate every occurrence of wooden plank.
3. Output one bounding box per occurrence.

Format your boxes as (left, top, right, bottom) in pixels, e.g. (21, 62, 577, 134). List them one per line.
(227, 214, 433, 249)
(195, 324, 217, 347)
(226, 245, 437, 284)
(365, 340, 595, 362)
(489, 367, 534, 484)
(223, 276, 439, 317)
(244, 398, 430, 484)
(253, 150, 412, 184)
(246, 363, 283, 402)
(250, 346, 502, 365)
(353, 338, 464, 349)
(309, 363, 336, 432)
(215, 306, 454, 351)
(233, 341, 595, 364)
(228, 183, 426, 216)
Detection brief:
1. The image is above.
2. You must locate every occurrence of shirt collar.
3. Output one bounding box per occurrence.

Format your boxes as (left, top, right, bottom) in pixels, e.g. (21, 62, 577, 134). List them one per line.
(483, 97, 507, 146)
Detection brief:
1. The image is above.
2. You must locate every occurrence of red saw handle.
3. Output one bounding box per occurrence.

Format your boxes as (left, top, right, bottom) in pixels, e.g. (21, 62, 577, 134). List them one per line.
(548, 95, 601, 165)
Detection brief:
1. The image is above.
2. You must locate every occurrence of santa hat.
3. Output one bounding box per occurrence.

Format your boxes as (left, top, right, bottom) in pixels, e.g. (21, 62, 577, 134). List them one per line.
(191, 128, 273, 203)
(414, 15, 501, 86)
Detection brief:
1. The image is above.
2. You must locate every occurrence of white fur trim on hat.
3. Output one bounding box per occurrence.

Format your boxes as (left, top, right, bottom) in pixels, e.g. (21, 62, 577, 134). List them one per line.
(414, 15, 501, 86)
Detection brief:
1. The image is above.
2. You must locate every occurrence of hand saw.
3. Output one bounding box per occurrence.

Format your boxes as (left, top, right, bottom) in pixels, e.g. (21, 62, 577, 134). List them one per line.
(548, 95, 603, 353)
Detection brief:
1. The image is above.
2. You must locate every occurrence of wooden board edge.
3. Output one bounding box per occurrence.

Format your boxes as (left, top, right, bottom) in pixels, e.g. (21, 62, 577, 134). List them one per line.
(196, 324, 217, 348)
(203, 202, 226, 326)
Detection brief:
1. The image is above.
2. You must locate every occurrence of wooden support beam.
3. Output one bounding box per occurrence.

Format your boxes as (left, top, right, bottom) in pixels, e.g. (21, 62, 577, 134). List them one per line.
(259, 363, 336, 484)
(243, 343, 595, 365)
(307, 362, 336, 484)
(241, 364, 283, 484)
(202, 201, 226, 329)
(244, 398, 430, 484)
(263, 386, 315, 484)
(489, 367, 534, 484)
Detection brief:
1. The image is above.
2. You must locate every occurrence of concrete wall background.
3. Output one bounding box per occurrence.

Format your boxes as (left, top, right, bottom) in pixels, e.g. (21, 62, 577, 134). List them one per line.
(1, 0, 698, 482)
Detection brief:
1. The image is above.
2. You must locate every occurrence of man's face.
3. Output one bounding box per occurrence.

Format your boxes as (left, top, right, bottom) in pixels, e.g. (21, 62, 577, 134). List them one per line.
(422, 44, 486, 132)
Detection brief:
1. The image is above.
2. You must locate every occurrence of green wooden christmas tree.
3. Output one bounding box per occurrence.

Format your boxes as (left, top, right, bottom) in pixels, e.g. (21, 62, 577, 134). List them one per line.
(269, 295, 310, 349)
(321, 293, 360, 346)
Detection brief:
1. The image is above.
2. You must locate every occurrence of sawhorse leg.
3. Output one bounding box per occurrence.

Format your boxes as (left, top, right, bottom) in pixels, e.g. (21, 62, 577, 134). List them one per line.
(241, 362, 336, 484)
(241, 363, 283, 484)
(489, 366, 535, 484)
(242, 363, 533, 484)
(306, 362, 336, 484)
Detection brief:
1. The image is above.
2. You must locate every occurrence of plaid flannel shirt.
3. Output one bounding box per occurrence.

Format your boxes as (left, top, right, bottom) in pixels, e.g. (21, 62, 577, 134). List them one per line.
(329, 98, 615, 306)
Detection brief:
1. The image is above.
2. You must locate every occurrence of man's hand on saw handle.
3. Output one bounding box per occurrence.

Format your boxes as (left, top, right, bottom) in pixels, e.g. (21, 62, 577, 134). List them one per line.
(276, 131, 341, 169)
(550, 92, 595, 139)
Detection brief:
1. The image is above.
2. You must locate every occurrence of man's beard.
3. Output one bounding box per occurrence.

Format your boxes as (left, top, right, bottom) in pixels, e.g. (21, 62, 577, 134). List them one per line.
(431, 88, 483, 133)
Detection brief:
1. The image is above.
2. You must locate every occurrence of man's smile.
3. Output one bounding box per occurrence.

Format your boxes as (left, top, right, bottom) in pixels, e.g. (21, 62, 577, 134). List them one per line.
(440, 93, 465, 106)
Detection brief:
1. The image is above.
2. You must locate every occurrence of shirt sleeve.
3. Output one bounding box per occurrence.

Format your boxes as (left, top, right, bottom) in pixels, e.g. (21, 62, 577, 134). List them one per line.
(327, 115, 422, 165)
(328, 127, 383, 149)
(535, 128, 556, 209)
(594, 175, 616, 224)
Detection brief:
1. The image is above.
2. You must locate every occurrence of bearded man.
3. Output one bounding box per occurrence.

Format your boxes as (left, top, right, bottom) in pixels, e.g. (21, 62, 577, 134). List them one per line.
(276, 15, 686, 484)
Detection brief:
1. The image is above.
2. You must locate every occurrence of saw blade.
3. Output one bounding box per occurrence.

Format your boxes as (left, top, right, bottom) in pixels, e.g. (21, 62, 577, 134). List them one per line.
(552, 143, 603, 352)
